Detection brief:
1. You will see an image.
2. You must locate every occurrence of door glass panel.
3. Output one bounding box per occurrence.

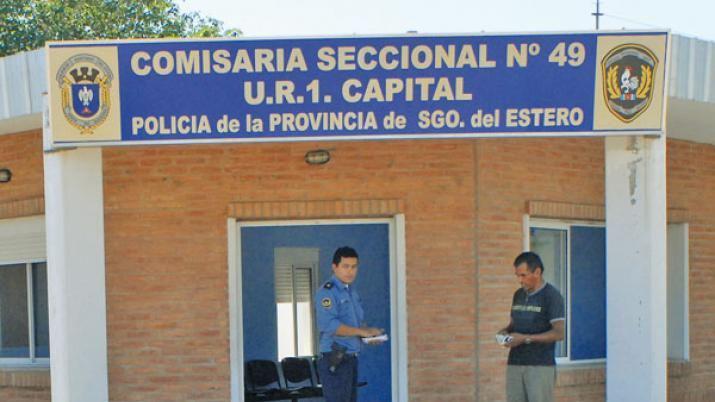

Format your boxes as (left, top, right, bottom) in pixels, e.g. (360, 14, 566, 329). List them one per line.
(275, 260, 296, 359)
(294, 267, 314, 356)
(274, 248, 318, 360)
(276, 302, 295, 359)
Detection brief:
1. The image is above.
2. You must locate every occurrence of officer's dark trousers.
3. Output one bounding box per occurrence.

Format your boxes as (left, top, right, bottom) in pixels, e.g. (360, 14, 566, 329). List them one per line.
(317, 354, 358, 402)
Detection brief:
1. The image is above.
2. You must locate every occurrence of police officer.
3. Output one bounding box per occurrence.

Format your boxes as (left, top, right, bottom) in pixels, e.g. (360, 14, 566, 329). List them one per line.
(315, 246, 384, 402)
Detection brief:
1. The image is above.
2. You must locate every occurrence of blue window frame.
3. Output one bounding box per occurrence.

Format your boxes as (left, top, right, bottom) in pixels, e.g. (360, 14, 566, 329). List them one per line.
(529, 219, 689, 364)
(529, 221, 606, 363)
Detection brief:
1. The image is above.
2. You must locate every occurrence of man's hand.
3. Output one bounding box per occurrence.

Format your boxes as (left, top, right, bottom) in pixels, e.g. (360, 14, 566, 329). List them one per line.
(498, 319, 513, 339)
(505, 321, 564, 348)
(505, 332, 528, 348)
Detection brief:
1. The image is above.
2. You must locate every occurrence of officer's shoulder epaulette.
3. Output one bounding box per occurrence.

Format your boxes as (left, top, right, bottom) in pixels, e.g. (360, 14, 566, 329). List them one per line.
(323, 281, 333, 289)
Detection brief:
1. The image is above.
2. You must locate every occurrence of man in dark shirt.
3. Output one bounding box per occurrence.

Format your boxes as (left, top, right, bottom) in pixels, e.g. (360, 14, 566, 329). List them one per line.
(498, 251, 565, 402)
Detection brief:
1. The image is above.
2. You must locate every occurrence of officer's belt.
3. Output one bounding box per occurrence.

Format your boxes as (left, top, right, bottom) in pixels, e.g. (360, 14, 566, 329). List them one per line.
(320, 352, 359, 357)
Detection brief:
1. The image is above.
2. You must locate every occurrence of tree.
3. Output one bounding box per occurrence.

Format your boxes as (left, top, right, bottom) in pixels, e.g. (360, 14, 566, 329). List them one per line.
(0, 0, 236, 57)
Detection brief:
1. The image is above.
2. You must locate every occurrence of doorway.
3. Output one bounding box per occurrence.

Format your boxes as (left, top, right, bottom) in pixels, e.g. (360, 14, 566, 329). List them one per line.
(229, 218, 407, 402)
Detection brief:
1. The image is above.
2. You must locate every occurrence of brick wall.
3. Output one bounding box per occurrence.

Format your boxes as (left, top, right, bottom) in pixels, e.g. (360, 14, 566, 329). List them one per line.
(0, 131, 44, 205)
(0, 369, 51, 401)
(667, 139, 715, 402)
(102, 140, 478, 401)
(0, 131, 50, 401)
(2, 130, 714, 402)
(474, 137, 606, 402)
(475, 137, 715, 402)
(0, 387, 51, 402)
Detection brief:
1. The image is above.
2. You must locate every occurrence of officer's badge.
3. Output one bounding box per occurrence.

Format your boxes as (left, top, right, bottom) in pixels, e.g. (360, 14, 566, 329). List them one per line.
(321, 298, 332, 309)
(602, 44, 658, 123)
(56, 54, 114, 134)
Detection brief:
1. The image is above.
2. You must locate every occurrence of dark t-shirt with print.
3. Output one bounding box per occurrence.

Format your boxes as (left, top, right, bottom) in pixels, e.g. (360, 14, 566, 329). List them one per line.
(508, 282, 565, 366)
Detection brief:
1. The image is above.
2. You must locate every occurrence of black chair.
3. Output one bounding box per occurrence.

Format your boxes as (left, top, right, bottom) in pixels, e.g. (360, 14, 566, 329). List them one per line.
(280, 357, 323, 397)
(245, 359, 296, 402)
(311, 356, 321, 385)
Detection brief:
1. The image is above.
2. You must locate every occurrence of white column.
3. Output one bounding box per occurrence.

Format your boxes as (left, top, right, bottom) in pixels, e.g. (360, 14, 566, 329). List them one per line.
(43, 144, 108, 401)
(605, 135, 667, 402)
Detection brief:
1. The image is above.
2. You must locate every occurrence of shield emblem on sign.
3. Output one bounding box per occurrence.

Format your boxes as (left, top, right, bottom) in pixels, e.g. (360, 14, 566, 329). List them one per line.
(71, 84, 100, 118)
(602, 44, 658, 123)
(57, 54, 113, 135)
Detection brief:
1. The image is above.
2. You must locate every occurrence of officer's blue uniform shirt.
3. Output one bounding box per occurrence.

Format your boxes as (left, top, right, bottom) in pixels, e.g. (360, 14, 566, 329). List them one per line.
(315, 275, 365, 354)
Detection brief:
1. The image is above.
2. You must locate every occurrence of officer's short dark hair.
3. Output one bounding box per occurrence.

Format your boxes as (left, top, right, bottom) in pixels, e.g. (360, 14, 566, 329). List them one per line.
(513, 251, 544, 274)
(333, 246, 359, 265)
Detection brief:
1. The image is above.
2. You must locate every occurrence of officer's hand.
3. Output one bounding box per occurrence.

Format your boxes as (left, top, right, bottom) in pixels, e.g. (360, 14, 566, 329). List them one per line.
(361, 327, 384, 338)
(362, 327, 386, 345)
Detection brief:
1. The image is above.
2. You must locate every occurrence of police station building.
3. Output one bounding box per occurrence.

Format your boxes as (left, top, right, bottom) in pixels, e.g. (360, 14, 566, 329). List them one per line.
(0, 31, 713, 402)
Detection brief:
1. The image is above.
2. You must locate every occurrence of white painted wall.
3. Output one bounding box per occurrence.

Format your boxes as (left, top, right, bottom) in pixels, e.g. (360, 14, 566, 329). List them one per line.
(605, 136, 667, 402)
(43, 147, 109, 402)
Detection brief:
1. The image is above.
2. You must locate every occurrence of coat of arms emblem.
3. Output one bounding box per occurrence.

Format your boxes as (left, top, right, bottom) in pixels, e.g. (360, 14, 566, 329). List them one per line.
(56, 54, 114, 134)
(602, 44, 658, 123)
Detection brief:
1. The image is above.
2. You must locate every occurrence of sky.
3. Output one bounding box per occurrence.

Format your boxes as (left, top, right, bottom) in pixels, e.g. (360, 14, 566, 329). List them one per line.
(180, 0, 715, 41)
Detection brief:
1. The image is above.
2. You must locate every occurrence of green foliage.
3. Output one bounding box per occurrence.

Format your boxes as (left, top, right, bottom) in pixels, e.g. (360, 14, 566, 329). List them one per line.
(0, 0, 233, 57)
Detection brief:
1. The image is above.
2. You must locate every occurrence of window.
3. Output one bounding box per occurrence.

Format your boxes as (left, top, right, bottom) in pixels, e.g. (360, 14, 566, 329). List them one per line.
(528, 219, 690, 363)
(0, 216, 49, 365)
(667, 223, 689, 361)
(0, 263, 49, 361)
(528, 220, 606, 363)
(274, 248, 318, 360)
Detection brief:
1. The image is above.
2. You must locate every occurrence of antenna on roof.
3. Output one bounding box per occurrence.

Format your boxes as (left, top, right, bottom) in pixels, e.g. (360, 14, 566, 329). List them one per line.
(592, 0, 604, 30)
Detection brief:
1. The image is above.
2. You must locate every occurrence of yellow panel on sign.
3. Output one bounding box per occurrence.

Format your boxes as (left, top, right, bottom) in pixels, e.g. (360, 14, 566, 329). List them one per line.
(593, 35, 667, 131)
(48, 46, 122, 143)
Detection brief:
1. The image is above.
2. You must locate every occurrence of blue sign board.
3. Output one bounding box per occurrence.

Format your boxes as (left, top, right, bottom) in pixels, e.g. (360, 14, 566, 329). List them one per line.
(48, 31, 668, 147)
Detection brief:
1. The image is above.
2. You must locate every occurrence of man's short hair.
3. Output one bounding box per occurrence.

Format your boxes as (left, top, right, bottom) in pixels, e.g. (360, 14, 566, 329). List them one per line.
(333, 246, 359, 265)
(513, 251, 544, 273)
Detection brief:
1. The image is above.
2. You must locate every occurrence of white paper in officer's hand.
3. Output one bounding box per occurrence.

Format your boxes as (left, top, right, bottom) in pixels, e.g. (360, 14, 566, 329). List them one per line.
(362, 334, 389, 344)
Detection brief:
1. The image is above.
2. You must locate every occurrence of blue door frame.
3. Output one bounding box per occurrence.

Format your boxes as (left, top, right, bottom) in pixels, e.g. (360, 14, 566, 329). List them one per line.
(239, 221, 394, 402)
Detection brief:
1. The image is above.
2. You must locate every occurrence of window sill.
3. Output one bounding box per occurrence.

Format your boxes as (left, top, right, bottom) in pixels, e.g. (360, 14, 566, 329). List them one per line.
(556, 362, 605, 387)
(0, 367, 50, 388)
(668, 359, 691, 378)
(556, 359, 692, 387)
